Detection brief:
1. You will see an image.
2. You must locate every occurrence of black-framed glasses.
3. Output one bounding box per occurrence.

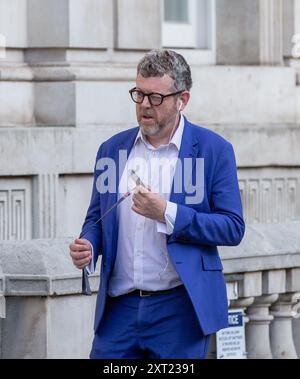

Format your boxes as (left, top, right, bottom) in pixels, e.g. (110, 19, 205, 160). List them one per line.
(129, 87, 183, 106)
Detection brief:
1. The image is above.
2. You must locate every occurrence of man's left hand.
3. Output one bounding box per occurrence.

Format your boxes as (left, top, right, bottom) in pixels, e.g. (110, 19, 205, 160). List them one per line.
(132, 185, 167, 223)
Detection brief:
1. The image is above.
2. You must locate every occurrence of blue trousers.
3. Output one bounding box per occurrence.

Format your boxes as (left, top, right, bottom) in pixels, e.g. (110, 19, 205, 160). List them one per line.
(90, 286, 210, 359)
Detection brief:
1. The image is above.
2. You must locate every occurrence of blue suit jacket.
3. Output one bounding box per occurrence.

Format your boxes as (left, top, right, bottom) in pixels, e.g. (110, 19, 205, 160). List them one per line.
(81, 117, 245, 336)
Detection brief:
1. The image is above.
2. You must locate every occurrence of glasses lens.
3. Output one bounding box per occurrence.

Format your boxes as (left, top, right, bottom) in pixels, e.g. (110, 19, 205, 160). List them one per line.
(131, 90, 144, 103)
(149, 94, 163, 106)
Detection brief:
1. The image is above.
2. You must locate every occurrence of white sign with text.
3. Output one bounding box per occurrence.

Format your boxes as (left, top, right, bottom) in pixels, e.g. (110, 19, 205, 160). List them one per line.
(216, 309, 247, 359)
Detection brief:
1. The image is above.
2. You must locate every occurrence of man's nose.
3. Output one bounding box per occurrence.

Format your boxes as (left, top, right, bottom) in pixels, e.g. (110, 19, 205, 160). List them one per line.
(141, 95, 152, 107)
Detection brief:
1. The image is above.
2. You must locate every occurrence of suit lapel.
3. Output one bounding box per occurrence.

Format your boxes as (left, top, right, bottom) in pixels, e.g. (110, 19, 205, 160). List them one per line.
(105, 127, 139, 216)
(170, 118, 199, 205)
(104, 128, 139, 266)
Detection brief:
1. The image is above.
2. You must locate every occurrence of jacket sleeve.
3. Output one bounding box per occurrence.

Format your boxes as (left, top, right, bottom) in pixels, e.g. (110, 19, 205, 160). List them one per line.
(80, 146, 103, 268)
(171, 142, 245, 246)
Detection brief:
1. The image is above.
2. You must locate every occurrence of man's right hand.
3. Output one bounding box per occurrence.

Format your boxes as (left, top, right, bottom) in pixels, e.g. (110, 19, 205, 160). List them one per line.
(69, 238, 92, 269)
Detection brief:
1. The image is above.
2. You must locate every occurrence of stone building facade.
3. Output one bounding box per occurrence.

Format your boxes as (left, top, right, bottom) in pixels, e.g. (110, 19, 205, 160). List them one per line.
(0, 0, 300, 358)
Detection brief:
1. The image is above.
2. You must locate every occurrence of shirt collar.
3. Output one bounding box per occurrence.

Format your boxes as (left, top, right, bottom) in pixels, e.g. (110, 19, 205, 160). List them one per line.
(134, 113, 185, 151)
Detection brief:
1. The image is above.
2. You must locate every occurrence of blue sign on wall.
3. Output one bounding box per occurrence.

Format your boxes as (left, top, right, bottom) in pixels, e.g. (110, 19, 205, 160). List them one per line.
(228, 312, 243, 327)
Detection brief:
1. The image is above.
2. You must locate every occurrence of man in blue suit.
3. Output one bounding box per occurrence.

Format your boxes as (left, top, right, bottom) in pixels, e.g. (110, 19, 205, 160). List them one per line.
(70, 49, 245, 359)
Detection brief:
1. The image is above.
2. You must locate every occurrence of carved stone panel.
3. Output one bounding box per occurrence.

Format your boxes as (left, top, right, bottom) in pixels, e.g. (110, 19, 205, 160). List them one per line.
(238, 168, 300, 224)
(0, 178, 32, 240)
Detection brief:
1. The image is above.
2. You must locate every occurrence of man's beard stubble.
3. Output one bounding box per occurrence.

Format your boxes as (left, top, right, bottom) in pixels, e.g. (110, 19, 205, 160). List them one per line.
(139, 121, 164, 137)
(138, 111, 178, 140)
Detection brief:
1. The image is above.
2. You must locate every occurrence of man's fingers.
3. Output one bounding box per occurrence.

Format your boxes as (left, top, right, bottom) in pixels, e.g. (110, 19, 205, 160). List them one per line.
(74, 256, 91, 268)
(75, 238, 91, 247)
(134, 185, 150, 195)
(77, 264, 88, 270)
(138, 185, 149, 193)
(132, 195, 142, 207)
(132, 204, 143, 216)
(133, 189, 149, 203)
(70, 250, 91, 260)
(69, 243, 91, 252)
(69, 239, 92, 269)
(75, 238, 88, 244)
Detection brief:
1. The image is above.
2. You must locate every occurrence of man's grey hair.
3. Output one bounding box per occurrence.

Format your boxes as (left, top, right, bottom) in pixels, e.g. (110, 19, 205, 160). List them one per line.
(137, 49, 192, 91)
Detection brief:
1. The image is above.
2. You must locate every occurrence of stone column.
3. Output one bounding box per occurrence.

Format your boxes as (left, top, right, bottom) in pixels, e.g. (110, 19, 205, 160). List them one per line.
(0, 295, 5, 319)
(25, 0, 115, 127)
(259, 0, 284, 65)
(287, 268, 300, 358)
(0, 0, 27, 56)
(294, 0, 300, 40)
(289, 0, 300, 76)
(230, 297, 255, 321)
(206, 277, 240, 359)
(116, 0, 162, 50)
(0, 0, 34, 127)
(270, 293, 300, 359)
(246, 294, 279, 359)
(230, 297, 254, 359)
(283, 0, 294, 59)
(245, 269, 287, 359)
(27, 0, 113, 54)
(0, 275, 5, 318)
(292, 300, 300, 358)
(288, 0, 300, 122)
(215, 0, 284, 65)
(32, 174, 59, 239)
(231, 271, 263, 359)
(0, 271, 5, 359)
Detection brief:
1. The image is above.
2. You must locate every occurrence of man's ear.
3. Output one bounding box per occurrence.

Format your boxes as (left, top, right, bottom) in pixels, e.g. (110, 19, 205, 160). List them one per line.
(180, 91, 190, 111)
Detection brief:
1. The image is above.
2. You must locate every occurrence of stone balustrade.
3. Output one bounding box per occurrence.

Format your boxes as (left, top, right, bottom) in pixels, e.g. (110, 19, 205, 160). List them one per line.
(220, 220, 300, 359)
(0, 268, 5, 360)
(0, 220, 300, 358)
(0, 271, 4, 318)
(222, 271, 300, 359)
(0, 239, 100, 358)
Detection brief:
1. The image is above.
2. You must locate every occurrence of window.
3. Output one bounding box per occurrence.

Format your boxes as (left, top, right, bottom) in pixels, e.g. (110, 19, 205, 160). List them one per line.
(162, 0, 215, 52)
(164, 0, 189, 23)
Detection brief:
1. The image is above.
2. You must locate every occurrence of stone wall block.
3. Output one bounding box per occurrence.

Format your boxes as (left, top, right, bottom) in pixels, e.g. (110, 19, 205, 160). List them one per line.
(116, 0, 162, 50)
(239, 272, 262, 298)
(34, 82, 76, 126)
(0, 0, 27, 48)
(262, 269, 286, 295)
